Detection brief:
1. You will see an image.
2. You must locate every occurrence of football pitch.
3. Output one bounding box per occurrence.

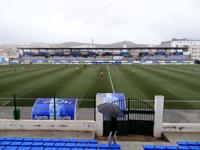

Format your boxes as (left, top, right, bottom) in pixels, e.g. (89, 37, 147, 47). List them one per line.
(0, 64, 200, 109)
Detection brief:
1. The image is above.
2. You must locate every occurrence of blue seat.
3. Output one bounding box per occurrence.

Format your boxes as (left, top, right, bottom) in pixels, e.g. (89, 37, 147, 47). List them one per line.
(43, 142, 55, 147)
(177, 141, 188, 146)
(3, 146, 18, 150)
(69, 139, 79, 143)
(110, 144, 121, 149)
(79, 139, 89, 143)
(54, 142, 66, 147)
(0, 138, 6, 141)
(177, 146, 190, 150)
(87, 149, 98, 150)
(57, 148, 71, 150)
(0, 146, 5, 150)
(44, 147, 57, 150)
(155, 145, 167, 150)
(88, 144, 98, 148)
(143, 145, 155, 150)
(10, 141, 22, 146)
(65, 143, 76, 148)
(18, 146, 31, 150)
(14, 137, 24, 141)
(188, 146, 200, 150)
(30, 147, 43, 150)
(4, 137, 16, 141)
(32, 142, 43, 146)
(188, 142, 198, 146)
(71, 148, 85, 150)
(32, 138, 43, 142)
(50, 139, 61, 142)
(166, 146, 178, 150)
(99, 144, 110, 149)
(23, 138, 34, 142)
(0, 141, 11, 146)
(42, 138, 52, 142)
(88, 140, 98, 144)
(58, 139, 68, 143)
(77, 143, 87, 148)
(21, 142, 33, 146)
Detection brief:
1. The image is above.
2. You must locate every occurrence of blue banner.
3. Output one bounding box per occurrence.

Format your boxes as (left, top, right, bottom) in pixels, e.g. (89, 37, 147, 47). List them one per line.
(32, 98, 78, 120)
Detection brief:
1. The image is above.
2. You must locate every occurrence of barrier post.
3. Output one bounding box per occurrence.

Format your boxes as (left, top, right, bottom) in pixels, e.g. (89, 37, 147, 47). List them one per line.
(154, 95, 164, 137)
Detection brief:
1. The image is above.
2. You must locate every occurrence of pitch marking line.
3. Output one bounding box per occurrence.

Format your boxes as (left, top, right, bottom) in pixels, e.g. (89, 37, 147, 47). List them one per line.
(106, 65, 115, 93)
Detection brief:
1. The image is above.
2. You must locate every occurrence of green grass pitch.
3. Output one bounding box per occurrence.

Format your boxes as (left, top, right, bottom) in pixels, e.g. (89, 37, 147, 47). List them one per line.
(0, 64, 200, 109)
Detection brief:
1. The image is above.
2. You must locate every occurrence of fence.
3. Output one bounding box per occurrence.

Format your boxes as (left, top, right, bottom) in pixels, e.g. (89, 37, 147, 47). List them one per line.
(0, 95, 96, 121)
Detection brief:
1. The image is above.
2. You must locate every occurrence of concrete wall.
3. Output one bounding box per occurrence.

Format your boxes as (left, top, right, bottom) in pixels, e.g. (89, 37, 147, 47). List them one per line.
(0, 119, 95, 132)
(163, 123, 200, 132)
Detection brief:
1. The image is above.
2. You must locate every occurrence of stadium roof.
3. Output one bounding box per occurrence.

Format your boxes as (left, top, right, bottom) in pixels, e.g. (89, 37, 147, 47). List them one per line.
(18, 47, 188, 50)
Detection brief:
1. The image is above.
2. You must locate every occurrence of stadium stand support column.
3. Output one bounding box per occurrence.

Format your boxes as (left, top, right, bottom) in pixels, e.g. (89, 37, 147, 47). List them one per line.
(95, 94, 103, 136)
(154, 95, 164, 138)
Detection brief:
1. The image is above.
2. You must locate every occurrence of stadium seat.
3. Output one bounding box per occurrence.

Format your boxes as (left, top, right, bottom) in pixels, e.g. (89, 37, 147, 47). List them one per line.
(77, 143, 88, 148)
(30, 147, 44, 150)
(57, 148, 71, 150)
(88, 140, 98, 144)
(88, 143, 98, 148)
(0, 138, 6, 141)
(177, 141, 188, 146)
(19, 146, 32, 150)
(23, 138, 34, 142)
(0, 146, 5, 150)
(32, 142, 44, 146)
(10, 141, 22, 146)
(4, 137, 15, 141)
(69, 139, 79, 143)
(99, 144, 110, 149)
(54, 142, 66, 147)
(166, 145, 178, 150)
(21, 142, 33, 146)
(44, 147, 57, 150)
(110, 143, 121, 149)
(3, 146, 18, 150)
(0, 141, 11, 146)
(155, 145, 167, 150)
(177, 146, 190, 150)
(65, 143, 77, 148)
(13, 137, 24, 141)
(43, 142, 55, 147)
(143, 145, 155, 150)
(188, 146, 200, 150)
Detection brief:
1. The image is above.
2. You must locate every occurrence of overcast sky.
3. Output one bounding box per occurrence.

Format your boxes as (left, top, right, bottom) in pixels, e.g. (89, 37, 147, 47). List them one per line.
(0, 0, 200, 45)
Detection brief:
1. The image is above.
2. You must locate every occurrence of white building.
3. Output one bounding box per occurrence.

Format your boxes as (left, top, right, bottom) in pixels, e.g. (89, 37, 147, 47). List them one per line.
(161, 38, 200, 47)
(161, 38, 200, 60)
(189, 46, 200, 60)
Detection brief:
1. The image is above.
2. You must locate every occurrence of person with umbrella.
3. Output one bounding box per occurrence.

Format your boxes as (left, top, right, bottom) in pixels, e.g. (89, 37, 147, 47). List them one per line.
(97, 102, 123, 145)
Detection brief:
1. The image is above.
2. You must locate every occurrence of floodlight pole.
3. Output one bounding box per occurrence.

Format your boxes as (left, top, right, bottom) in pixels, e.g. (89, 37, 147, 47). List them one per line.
(53, 94, 56, 120)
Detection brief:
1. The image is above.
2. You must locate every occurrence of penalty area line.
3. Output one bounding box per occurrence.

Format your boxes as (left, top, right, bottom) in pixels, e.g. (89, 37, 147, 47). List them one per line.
(106, 65, 115, 93)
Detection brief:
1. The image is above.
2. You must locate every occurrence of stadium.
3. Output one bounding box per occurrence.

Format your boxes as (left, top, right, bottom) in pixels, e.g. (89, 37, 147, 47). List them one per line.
(19, 47, 192, 65)
(0, 46, 199, 150)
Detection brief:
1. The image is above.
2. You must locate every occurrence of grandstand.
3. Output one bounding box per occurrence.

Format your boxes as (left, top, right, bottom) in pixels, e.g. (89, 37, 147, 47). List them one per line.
(18, 47, 191, 64)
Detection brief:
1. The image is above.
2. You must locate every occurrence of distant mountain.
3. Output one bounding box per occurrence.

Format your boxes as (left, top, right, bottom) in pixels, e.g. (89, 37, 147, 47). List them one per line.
(0, 41, 150, 50)
(26, 41, 148, 48)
